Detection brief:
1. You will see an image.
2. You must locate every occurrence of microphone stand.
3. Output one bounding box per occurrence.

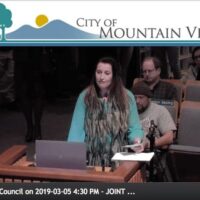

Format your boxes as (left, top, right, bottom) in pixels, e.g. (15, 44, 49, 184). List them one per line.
(101, 157, 105, 172)
(146, 120, 157, 182)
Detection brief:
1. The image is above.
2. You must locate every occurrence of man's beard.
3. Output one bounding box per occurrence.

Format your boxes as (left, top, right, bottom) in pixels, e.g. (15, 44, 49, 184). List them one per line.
(138, 105, 148, 114)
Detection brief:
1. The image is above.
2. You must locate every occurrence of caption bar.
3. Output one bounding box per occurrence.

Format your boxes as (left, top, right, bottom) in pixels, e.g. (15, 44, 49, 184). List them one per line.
(0, 183, 200, 200)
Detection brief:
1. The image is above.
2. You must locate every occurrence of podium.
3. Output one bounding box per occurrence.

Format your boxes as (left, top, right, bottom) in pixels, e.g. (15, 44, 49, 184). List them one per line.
(0, 145, 144, 183)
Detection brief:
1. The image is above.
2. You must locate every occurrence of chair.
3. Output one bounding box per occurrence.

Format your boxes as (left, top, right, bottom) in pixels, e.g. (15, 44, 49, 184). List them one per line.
(184, 80, 200, 101)
(177, 101, 200, 146)
(167, 101, 200, 181)
(133, 77, 143, 86)
(152, 99, 179, 125)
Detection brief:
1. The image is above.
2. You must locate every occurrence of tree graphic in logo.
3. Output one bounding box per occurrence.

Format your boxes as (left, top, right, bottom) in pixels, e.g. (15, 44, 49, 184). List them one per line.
(0, 3, 12, 41)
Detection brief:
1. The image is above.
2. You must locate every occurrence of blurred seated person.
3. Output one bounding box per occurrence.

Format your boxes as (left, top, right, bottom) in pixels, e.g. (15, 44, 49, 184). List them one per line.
(0, 48, 16, 109)
(151, 47, 181, 79)
(67, 57, 144, 167)
(181, 47, 200, 81)
(14, 47, 45, 142)
(132, 82, 176, 181)
(141, 56, 178, 101)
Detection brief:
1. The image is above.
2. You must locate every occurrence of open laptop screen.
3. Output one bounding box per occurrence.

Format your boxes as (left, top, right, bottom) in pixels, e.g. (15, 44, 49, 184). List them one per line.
(35, 140, 86, 170)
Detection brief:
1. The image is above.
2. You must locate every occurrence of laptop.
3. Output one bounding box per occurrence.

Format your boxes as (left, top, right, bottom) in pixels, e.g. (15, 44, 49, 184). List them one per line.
(35, 140, 86, 170)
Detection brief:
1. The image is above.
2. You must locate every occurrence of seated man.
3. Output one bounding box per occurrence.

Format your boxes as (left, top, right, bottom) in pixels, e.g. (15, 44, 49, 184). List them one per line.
(141, 56, 178, 101)
(132, 82, 176, 181)
(182, 47, 200, 81)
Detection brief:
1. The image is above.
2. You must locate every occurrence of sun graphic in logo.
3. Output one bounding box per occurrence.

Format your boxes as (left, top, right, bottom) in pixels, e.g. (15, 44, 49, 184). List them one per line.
(35, 14, 49, 27)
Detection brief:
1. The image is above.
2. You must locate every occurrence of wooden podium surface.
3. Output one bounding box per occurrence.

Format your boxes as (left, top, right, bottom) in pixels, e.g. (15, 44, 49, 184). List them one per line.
(0, 145, 144, 183)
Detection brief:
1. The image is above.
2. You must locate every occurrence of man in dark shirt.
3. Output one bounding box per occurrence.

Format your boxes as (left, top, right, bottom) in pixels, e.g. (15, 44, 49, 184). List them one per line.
(141, 56, 178, 101)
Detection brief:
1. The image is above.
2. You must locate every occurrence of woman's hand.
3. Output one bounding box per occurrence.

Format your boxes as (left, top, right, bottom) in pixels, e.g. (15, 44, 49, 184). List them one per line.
(131, 138, 144, 153)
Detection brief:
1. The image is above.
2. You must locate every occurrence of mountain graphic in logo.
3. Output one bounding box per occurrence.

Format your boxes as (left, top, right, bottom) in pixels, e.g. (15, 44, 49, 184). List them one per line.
(6, 19, 99, 40)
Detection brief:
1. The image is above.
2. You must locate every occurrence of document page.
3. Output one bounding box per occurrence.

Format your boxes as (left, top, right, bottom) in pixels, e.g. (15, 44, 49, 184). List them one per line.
(111, 152, 154, 162)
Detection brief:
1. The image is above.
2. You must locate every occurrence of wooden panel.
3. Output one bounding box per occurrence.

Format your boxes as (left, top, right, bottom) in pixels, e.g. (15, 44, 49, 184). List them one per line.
(0, 145, 27, 165)
(0, 145, 144, 183)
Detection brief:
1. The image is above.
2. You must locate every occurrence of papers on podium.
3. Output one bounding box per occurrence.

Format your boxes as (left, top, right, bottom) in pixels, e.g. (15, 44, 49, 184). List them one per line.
(111, 152, 154, 162)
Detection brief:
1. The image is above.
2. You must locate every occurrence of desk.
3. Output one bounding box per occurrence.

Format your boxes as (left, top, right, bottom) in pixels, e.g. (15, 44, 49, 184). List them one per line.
(0, 145, 144, 183)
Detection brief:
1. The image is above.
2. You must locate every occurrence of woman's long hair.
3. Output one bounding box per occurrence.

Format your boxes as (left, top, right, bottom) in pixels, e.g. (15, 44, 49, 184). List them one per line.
(85, 57, 129, 112)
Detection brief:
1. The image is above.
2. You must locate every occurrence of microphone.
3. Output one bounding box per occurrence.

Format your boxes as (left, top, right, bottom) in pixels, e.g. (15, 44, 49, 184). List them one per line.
(147, 120, 157, 152)
(149, 120, 157, 133)
(147, 120, 157, 181)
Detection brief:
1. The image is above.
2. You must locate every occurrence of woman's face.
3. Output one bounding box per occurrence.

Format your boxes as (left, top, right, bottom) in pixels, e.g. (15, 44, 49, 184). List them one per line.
(95, 62, 113, 92)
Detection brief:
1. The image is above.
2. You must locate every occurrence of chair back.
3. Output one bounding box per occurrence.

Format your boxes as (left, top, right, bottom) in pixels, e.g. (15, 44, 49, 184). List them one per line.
(133, 77, 143, 86)
(177, 101, 200, 146)
(167, 101, 200, 181)
(184, 80, 200, 101)
(152, 99, 179, 124)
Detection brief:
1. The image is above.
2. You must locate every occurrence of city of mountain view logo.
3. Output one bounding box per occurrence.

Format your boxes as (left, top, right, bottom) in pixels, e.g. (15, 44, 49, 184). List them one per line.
(0, 3, 98, 42)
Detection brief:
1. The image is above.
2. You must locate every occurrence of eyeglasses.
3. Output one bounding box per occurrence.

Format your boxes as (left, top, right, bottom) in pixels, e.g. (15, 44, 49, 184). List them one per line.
(142, 69, 156, 74)
(194, 55, 200, 60)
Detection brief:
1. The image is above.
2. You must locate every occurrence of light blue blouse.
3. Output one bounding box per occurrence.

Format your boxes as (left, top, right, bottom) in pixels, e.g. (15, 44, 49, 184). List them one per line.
(67, 89, 143, 143)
